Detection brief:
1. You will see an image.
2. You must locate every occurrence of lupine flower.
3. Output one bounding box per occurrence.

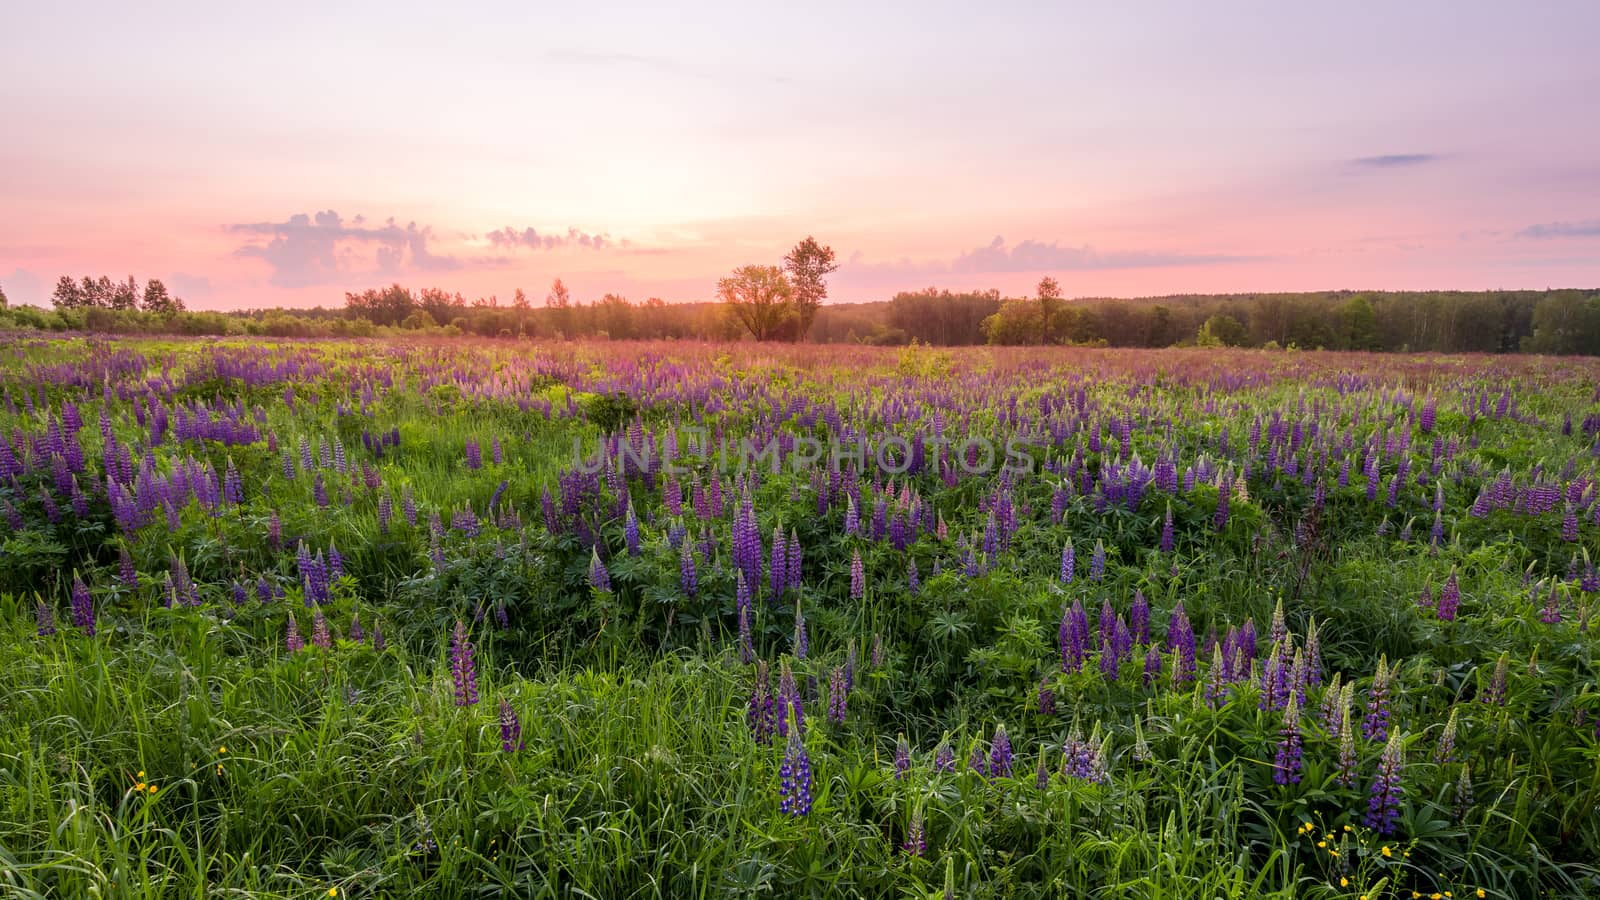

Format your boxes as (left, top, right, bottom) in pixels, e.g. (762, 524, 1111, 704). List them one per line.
(1336, 684, 1358, 787)
(988, 723, 1015, 778)
(1363, 656, 1391, 742)
(966, 744, 987, 777)
(793, 602, 808, 660)
(624, 504, 640, 556)
(894, 734, 911, 779)
(1142, 644, 1162, 688)
(778, 727, 813, 817)
(499, 698, 524, 752)
(1204, 644, 1228, 708)
(748, 659, 776, 745)
(372, 621, 386, 651)
(776, 661, 803, 738)
(1089, 539, 1106, 581)
(844, 638, 857, 691)
(1364, 731, 1404, 836)
(1480, 652, 1508, 706)
(907, 558, 920, 595)
(36, 599, 56, 637)
(902, 808, 926, 856)
(588, 549, 611, 592)
(450, 620, 479, 707)
(1437, 569, 1460, 621)
(70, 573, 96, 636)
(312, 609, 332, 648)
(285, 614, 304, 652)
(1159, 504, 1175, 553)
(827, 666, 846, 724)
(849, 549, 865, 601)
(349, 613, 365, 643)
(933, 743, 955, 773)
(1435, 707, 1459, 763)
(1272, 694, 1303, 785)
(1321, 671, 1344, 734)
(1452, 763, 1474, 824)
(1038, 677, 1057, 715)
(1060, 540, 1075, 583)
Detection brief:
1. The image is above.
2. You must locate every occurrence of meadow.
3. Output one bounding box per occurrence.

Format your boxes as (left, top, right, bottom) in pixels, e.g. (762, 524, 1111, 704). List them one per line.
(0, 335, 1597, 899)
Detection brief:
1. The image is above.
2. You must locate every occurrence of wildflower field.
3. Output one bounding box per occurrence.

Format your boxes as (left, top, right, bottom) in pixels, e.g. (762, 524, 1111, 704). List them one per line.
(2, 336, 1598, 899)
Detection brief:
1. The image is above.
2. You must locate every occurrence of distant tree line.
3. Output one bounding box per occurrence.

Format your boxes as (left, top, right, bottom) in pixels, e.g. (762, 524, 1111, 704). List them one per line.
(49, 275, 186, 316)
(959, 282, 1600, 355)
(4, 269, 1597, 355)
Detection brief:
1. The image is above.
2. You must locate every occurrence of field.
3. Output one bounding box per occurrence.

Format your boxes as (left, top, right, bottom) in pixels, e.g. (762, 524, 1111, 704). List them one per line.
(1, 336, 1598, 899)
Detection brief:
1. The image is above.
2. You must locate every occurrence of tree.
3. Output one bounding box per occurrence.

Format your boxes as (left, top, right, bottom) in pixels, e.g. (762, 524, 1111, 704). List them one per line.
(1037, 276, 1062, 343)
(52, 276, 86, 309)
(782, 237, 838, 341)
(81, 276, 114, 308)
(546, 278, 573, 336)
(512, 288, 530, 310)
(141, 278, 185, 316)
(344, 284, 416, 327)
(1340, 295, 1379, 350)
(0, 282, 8, 307)
(109, 276, 141, 311)
(718, 265, 794, 341)
(1197, 314, 1249, 347)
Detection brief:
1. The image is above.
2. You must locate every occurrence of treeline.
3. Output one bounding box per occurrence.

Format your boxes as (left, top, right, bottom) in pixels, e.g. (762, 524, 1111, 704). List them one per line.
(4, 273, 1598, 354)
(960, 288, 1600, 355)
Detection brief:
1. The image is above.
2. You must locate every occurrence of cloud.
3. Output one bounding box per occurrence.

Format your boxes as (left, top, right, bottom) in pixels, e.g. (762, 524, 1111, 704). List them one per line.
(227, 210, 461, 287)
(1348, 153, 1441, 169)
(950, 236, 1249, 273)
(1517, 219, 1600, 239)
(484, 226, 613, 251)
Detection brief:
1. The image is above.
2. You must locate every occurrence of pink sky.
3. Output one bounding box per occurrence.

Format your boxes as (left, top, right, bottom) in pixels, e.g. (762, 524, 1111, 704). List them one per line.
(3, 2, 1599, 310)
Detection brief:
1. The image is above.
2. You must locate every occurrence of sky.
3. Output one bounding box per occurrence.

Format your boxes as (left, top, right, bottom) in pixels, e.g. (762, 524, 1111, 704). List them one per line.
(3, 1, 1599, 311)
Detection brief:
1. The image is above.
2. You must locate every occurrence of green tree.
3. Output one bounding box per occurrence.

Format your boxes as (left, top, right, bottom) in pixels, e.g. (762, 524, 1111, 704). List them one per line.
(140, 278, 185, 316)
(1340, 294, 1379, 350)
(51, 276, 86, 309)
(782, 237, 838, 341)
(1197, 313, 1248, 347)
(718, 264, 794, 341)
(0, 282, 7, 307)
(109, 276, 141, 311)
(1036, 276, 1062, 343)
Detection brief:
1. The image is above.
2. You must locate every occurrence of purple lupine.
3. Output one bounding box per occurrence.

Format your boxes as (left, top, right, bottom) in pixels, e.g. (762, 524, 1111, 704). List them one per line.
(1364, 731, 1404, 836)
(967, 744, 987, 777)
(778, 727, 813, 817)
(1038, 677, 1057, 715)
(907, 558, 920, 595)
(1142, 644, 1162, 688)
(1061, 600, 1089, 672)
(1272, 694, 1303, 785)
(894, 735, 911, 779)
(1203, 644, 1228, 707)
(588, 549, 611, 592)
(1089, 539, 1106, 581)
(680, 540, 698, 597)
(349, 613, 365, 643)
(793, 603, 809, 660)
(1168, 603, 1196, 684)
(70, 574, 95, 636)
(624, 504, 640, 556)
(1362, 657, 1391, 742)
(312, 609, 332, 648)
(902, 808, 926, 857)
(748, 659, 776, 745)
(933, 743, 955, 773)
(1437, 570, 1460, 622)
(845, 639, 857, 691)
(1129, 590, 1150, 646)
(1060, 540, 1075, 583)
(285, 614, 304, 652)
(827, 665, 846, 723)
(738, 601, 754, 665)
(776, 661, 803, 738)
(787, 529, 802, 592)
(450, 620, 479, 707)
(1159, 504, 1175, 553)
(36, 599, 56, 637)
(1480, 653, 1508, 706)
(499, 698, 524, 752)
(989, 724, 1014, 778)
(769, 526, 786, 598)
(849, 549, 865, 601)
(119, 546, 138, 590)
(1214, 476, 1232, 531)
(372, 621, 386, 651)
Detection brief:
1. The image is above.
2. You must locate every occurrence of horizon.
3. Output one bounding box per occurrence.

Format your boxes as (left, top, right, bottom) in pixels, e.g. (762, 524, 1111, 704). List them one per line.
(4, 2, 1600, 311)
